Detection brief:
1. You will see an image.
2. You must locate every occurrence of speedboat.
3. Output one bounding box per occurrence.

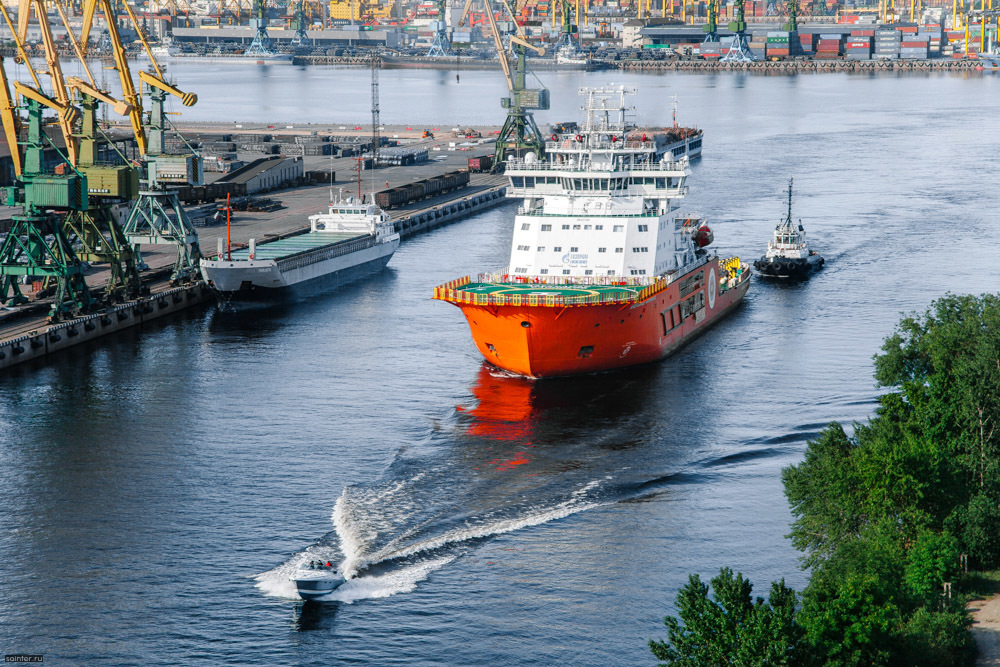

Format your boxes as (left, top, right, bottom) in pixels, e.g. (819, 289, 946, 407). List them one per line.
(754, 178, 823, 279)
(291, 560, 347, 601)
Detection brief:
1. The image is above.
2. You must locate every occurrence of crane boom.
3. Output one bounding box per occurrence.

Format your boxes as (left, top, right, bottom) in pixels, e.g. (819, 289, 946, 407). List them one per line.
(79, 0, 150, 155)
(0, 2, 40, 90)
(12, 81, 79, 128)
(0, 57, 22, 176)
(28, 0, 78, 164)
(67, 77, 132, 117)
(483, 0, 514, 91)
(138, 71, 198, 107)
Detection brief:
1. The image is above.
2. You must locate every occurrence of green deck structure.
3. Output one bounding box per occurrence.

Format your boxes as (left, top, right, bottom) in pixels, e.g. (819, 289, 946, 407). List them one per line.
(459, 281, 647, 299)
(231, 231, 366, 261)
(434, 275, 669, 307)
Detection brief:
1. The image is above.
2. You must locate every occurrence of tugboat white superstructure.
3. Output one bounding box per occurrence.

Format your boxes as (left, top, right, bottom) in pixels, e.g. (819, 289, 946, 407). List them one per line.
(753, 179, 823, 280)
(200, 197, 400, 298)
(434, 86, 750, 378)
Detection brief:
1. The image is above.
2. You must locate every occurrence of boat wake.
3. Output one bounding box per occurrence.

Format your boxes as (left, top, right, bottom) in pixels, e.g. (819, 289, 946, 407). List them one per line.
(255, 468, 609, 603)
(255, 365, 752, 605)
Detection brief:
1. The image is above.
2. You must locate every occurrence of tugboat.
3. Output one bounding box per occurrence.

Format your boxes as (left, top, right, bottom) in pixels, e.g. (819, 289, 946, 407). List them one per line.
(753, 179, 823, 280)
(291, 559, 347, 601)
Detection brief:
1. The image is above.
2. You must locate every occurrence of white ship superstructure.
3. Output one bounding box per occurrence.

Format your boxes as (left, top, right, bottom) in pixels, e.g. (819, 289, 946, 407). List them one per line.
(504, 86, 703, 281)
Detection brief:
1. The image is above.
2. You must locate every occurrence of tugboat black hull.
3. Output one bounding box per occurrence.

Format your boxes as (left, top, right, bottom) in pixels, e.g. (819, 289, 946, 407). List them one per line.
(753, 255, 824, 279)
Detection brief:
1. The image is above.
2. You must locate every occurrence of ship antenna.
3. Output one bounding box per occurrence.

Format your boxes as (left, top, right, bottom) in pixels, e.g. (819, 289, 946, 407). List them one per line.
(329, 153, 334, 205)
(672, 95, 678, 129)
(786, 177, 794, 225)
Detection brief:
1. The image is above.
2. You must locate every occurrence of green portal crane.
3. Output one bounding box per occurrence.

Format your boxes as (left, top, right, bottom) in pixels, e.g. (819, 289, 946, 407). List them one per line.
(0, 92, 94, 321)
(556, 0, 579, 48)
(704, 0, 719, 41)
(427, 0, 451, 56)
(485, 0, 549, 166)
(721, 0, 757, 61)
(782, 0, 798, 32)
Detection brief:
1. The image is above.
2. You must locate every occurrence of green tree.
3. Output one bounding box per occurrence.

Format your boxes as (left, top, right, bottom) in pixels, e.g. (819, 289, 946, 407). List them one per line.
(796, 524, 906, 666)
(649, 568, 802, 666)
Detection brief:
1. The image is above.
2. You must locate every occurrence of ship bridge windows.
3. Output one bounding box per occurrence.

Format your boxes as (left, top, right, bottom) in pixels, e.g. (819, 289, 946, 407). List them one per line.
(511, 177, 523, 187)
(541, 224, 552, 231)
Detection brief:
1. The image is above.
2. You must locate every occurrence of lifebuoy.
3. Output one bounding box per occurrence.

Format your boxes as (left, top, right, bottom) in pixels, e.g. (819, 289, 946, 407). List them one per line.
(575, 134, 583, 142)
(551, 134, 558, 141)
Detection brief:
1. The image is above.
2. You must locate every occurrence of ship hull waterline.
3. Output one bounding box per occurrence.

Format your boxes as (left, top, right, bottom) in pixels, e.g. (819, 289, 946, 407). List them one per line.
(200, 239, 399, 302)
(448, 266, 750, 379)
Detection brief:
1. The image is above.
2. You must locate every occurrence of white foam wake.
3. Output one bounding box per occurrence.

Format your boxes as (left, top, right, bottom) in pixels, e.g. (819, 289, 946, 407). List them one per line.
(254, 554, 456, 603)
(332, 478, 608, 578)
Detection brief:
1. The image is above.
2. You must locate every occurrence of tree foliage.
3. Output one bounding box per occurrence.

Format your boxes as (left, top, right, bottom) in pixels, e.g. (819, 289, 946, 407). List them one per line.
(649, 568, 802, 666)
(653, 294, 1000, 666)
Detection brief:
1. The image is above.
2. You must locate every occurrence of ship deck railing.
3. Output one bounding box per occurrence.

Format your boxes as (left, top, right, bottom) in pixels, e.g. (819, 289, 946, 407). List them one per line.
(433, 274, 668, 308)
(505, 158, 688, 173)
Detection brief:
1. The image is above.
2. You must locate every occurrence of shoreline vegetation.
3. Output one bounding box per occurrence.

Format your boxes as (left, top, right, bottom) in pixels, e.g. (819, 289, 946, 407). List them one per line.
(651, 293, 1000, 666)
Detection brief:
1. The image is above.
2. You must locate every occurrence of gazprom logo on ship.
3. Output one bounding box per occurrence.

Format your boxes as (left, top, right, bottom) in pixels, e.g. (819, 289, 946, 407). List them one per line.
(562, 253, 588, 266)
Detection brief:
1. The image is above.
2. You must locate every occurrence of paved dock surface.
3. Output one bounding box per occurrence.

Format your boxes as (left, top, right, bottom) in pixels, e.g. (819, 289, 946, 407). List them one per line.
(0, 150, 508, 366)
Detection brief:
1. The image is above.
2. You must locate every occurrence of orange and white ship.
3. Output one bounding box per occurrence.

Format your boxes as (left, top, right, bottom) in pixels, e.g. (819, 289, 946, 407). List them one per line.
(434, 86, 751, 379)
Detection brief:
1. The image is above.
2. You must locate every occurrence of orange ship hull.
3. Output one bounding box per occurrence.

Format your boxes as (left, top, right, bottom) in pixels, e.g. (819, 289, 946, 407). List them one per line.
(439, 259, 751, 379)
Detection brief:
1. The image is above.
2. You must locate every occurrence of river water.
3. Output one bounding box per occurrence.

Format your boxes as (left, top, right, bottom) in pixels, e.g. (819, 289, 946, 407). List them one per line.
(2, 65, 1000, 664)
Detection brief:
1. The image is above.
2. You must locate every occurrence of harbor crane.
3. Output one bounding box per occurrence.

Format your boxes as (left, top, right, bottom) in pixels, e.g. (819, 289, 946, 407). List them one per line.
(1, 0, 143, 313)
(704, 0, 719, 41)
(555, 0, 579, 50)
(247, 0, 279, 56)
(474, 0, 549, 166)
(81, 0, 204, 283)
(0, 24, 93, 319)
(427, 0, 451, 56)
(290, 0, 310, 45)
(720, 0, 757, 61)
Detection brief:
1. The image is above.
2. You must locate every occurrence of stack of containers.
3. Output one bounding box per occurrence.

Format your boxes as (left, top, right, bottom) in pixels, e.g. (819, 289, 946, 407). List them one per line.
(698, 41, 722, 58)
(766, 30, 791, 58)
(899, 33, 930, 58)
(748, 30, 767, 59)
(918, 23, 943, 56)
(815, 33, 843, 57)
(799, 32, 815, 54)
(944, 30, 963, 57)
(874, 29, 901, 59)
(845, 32, 873, 59)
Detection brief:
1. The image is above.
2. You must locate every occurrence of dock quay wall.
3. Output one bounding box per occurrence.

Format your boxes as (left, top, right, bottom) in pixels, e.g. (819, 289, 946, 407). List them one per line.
(392, 186, 508, 238)
(0, 283, 213, 372)
(614, 58, 981, 73)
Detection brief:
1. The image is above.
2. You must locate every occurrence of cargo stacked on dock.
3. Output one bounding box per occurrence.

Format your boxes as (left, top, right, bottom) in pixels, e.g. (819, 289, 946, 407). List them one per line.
(374, 170, 470, 210)
(815, 33, 843, 58)
(766, 31, 791, 59)
(846, 30, 874, 60)
(900, 33, 930, 59)
(875, 29, 902, 59)
(798, 32, 815, 55)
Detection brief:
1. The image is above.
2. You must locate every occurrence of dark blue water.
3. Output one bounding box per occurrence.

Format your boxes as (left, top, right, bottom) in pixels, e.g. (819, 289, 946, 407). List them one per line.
(3, 68, 1000, 664)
